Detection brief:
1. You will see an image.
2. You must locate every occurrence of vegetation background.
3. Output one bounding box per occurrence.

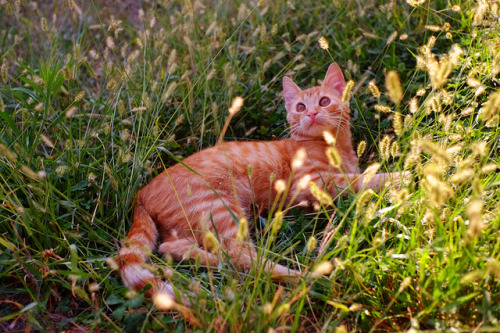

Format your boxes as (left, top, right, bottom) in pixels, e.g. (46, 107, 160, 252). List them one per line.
(0, 0, 499, 331)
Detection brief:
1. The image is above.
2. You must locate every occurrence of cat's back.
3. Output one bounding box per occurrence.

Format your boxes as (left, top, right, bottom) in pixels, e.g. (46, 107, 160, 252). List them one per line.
(135, 139, 300, 217)
(139, 139, 298, 189)
(182, 139, 299, 177)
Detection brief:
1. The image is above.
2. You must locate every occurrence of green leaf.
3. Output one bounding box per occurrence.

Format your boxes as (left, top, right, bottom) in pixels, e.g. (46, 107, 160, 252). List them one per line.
(0, 111, 21, 137)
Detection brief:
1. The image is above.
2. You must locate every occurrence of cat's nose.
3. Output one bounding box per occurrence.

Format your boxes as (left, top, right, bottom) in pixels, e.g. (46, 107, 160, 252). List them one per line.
(307, 110, 318, 120)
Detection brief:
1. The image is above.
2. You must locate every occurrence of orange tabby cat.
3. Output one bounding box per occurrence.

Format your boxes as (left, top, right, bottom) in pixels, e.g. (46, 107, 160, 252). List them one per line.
(118, 63, 399, 301)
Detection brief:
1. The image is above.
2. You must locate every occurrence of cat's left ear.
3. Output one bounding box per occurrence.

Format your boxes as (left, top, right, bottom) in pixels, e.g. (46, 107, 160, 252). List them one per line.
(322, 63, 345, 96)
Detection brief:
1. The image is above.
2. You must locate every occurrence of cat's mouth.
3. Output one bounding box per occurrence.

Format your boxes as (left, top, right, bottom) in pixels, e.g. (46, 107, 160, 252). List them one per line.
(307, 118, 324, 127)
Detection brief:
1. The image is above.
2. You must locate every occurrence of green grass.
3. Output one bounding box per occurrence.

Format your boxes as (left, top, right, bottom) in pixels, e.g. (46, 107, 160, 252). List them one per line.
(0, 0, 499, 331)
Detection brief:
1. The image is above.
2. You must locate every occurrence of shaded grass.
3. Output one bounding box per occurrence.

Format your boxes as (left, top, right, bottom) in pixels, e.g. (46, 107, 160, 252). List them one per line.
(0, 0, 499, 331)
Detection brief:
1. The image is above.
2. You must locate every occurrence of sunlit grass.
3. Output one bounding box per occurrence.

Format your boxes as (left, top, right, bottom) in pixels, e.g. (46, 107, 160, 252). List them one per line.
(0, 0, 499, 331)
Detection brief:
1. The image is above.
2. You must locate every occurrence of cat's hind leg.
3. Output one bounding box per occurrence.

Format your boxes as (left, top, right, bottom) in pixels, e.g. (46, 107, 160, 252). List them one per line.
(159, 231, 301, 281)
(217, 227, 302, 279)
(177, 192, 302, 280)
(158, 237, 220, 267)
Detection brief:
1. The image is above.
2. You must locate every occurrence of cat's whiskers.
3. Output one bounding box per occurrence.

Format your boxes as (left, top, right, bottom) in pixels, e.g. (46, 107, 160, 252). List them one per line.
(323, 115, 350, 133)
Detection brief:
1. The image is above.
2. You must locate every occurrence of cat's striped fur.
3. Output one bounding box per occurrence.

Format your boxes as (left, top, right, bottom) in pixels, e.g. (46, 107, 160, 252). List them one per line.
(118, 63, 399, 302)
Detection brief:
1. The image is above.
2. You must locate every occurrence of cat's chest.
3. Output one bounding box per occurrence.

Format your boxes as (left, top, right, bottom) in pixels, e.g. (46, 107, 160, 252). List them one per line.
(301, 142, 358, 173)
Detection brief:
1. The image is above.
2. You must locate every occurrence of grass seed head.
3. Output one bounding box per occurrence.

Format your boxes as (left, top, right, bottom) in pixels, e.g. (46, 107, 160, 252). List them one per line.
(318, 36, 329, 50)
(40, 134, 55, 148)
(105, 36, 115, 50)
(362, 163, 381, 186)
(229, 96, 244, 115)
(374, 104, 391, 113)
(74, 91, 86, 102)
(0, 143, 18, 162)
(487, 259, 500, 276)
(313, 261, 334, 275)
(480, 89, 500, 122)
(127, 49, 141, 63)
(421, 167, 454, 206)
(262, 302, 273, 315)
(385, 71, 403, 104)
(274, 179, 287, 194)
(425, 25, 442, 32)
(246, 164, 253, 178)
(1, 58, 8, 83)
(386, 31, 398, 45)
(357, 141, 366, 157)
(467, 77, 481, 88)
(472, 141, 488, 157)
(393, 111, 403, 135)
(356, 189, 375, 215)
(108, 19, 122, 32)
(153, 292, 175, 310)
(298, 174, 312, 190)
(106, 78, 117, 91)
(34, 102, 43, 112)
(420, 140, 452, 165)
(368, 80, 381, 98)
(203, 232, 220, 253)
(398, 277, 412, 293)
(342, 80, 355, 102)
(162, 82, 177, 102)
(406, 0, 426, 7)
(390, 141, 400, 158)
(236, 218, 248, 241)
(380, 135, 391, 160)
(481, 163, 497, 174)
(131, 106, 147, 113)
(306, 236, 317, 253)
(449, 44, 464, 66)
(275, 303, 291, 317)
(32, 75, 45, 87)
(326, 146, 342, 168)
(21, 165, 39, 180)
(292, 148, 307, 170)
(41, 17, 47, 31)
(309, 182, 333, 206)
(475, 85, 486, 97)
(450, 169, 474, 184)
(323, 131, 336, 145)
(105, 257, 119, 271)
(466, 199, 483, 240)
(272, 211, 284, 234)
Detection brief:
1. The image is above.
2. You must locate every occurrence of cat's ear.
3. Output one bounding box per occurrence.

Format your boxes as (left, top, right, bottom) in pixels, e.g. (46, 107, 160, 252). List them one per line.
(283, 76, 301, 109)
(322, 63, 345, 96)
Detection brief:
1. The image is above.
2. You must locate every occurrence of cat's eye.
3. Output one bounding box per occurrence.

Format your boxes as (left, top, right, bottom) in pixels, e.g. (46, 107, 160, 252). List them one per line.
(296, 103, 306, 112)
(319, 97, 330, 107)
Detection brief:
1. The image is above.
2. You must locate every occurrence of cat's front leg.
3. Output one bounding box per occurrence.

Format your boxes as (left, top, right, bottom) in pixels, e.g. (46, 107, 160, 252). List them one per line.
(308, 171, 408, 196)
(351, 171, 410, 193)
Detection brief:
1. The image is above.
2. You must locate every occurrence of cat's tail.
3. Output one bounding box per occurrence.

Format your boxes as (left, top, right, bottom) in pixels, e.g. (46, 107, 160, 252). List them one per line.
(118, 201, 178, 300)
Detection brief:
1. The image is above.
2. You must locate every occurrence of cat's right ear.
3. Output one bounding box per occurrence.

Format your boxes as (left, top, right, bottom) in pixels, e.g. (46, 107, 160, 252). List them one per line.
(322, 63, 346, 96)
(283, 76, 301, 110)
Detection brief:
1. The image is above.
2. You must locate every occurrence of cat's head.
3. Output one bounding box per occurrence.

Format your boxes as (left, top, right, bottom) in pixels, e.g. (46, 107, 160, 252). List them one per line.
(283, 63, 350, 140)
